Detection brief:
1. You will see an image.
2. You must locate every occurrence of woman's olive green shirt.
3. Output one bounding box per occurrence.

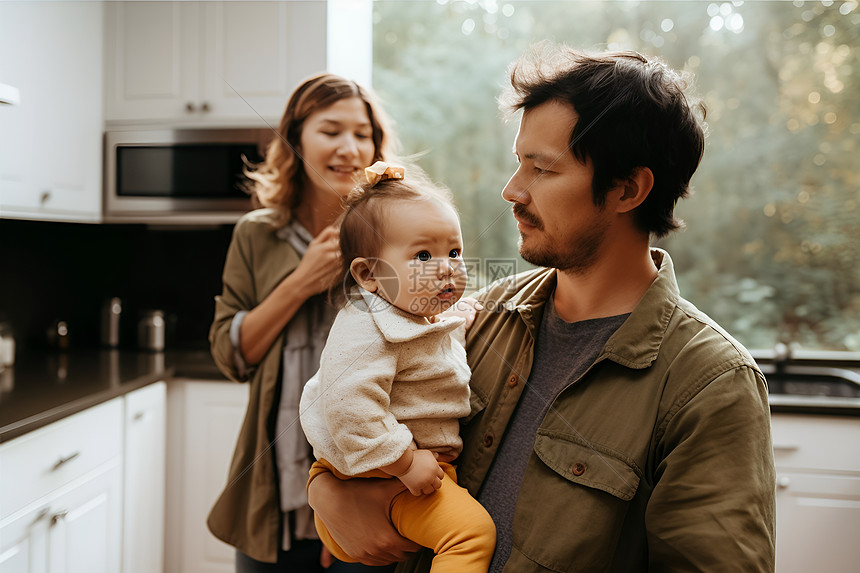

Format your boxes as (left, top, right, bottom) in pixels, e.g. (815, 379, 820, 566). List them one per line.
(399, 249, 776, 572)
(207, 209, 301, 563)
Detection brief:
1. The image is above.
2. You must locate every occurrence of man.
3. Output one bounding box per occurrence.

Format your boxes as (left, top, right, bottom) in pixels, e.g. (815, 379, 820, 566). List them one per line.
(309, 45, 776, 572)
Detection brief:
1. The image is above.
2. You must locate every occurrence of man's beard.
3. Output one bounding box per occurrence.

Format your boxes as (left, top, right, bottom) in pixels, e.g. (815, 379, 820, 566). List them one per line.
(516, 206, 609, 274)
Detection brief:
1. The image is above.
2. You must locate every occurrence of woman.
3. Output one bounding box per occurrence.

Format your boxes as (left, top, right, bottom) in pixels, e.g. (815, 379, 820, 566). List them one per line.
(208, 73, 401, 572)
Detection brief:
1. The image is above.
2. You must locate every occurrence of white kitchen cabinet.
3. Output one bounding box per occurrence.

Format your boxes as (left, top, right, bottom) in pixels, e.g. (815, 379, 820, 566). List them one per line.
(0, 505, 48, 573)
(165, 379, 249, 573)
(0, 383, 167, 573)
(123, 382, 167, 573)
(0, 463, 123, 573)
(0, 399, 124, 573)
(45, 462, 123, 573)
(0, 1, 104, 222)
(771, 413, 860, 573)
(105, 1, 326, 126)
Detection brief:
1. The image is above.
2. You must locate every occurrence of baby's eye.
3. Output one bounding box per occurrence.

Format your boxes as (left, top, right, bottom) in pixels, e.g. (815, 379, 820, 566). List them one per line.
(416, 251, 431, 262)
(449, 249, 461, 259)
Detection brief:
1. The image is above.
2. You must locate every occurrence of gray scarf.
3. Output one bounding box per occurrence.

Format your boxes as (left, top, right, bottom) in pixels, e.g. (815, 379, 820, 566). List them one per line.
(274, 219, 338, 549)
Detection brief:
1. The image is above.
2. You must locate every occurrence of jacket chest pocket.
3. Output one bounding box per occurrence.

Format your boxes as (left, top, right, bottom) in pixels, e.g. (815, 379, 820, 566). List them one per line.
(509, 430, 642, 572)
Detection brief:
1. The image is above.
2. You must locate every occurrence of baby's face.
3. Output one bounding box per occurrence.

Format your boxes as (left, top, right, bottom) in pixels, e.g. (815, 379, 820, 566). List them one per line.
(372, 199, 467, 318)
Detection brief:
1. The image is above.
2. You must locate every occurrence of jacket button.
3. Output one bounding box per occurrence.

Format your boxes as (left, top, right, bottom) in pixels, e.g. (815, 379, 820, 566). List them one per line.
(571, 462, 586, 476)
(507, 375, 518, 388)
(482, 433, 494, 448)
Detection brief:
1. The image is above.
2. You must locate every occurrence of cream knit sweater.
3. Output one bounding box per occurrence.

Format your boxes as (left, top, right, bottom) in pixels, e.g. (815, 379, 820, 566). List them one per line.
(299, 289, 471, 476)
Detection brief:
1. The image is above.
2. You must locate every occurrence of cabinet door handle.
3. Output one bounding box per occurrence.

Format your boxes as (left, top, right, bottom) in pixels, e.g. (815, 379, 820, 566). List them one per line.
(772, 444, 799, 452)
(39, 190, 51, 205)
(185, 102, 196, 113)
(201, 102, 210, 112)
(133, 411, 146, 422)
(50, 510, 68, 527)
(777, 476, 791, 490)
(51, 451, 80, 471)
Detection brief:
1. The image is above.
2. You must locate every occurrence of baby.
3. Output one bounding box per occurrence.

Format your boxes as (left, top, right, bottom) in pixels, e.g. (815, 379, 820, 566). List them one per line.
(300, 163, 495, 572)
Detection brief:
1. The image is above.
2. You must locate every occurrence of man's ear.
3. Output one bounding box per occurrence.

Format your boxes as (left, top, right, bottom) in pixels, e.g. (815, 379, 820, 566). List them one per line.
(615, 167, 654, 214)
(350, 257, 378, 292)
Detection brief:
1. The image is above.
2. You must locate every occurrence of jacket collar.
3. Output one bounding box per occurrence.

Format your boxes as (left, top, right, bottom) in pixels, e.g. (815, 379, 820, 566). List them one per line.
(514, 249, 680, 370)
(351, 287, 465, 343)
(601, 249, 680, 369)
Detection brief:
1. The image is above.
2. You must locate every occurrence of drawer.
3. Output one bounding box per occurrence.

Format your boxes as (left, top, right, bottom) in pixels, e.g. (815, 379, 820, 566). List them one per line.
(0, 398, 123, 519)
(771, 413, 860, 473)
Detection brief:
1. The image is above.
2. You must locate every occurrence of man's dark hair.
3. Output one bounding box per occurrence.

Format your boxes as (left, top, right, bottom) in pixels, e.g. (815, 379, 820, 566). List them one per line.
(500, 43, 707, 238)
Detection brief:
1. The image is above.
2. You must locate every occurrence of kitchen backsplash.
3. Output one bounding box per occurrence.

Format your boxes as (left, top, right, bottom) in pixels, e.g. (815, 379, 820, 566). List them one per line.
(1, 218, 234, 351)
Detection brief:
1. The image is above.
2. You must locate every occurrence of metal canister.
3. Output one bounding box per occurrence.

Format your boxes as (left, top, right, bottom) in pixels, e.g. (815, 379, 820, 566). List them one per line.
(0, 321, 14, 369)
(138, 310, 165, 351)
(101, 297, 122, 348)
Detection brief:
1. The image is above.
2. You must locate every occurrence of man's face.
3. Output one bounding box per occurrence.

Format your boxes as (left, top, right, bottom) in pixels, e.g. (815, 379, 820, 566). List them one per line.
(501, 100, 612, 273)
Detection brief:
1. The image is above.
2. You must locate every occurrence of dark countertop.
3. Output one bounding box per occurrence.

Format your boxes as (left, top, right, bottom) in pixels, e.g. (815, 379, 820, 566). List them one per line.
(0, 349, 228, 444)
(1, 349, 858, 445)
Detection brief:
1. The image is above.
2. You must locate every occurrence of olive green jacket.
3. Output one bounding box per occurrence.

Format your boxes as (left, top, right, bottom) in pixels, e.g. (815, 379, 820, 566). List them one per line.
(207, 208, 299, 563)
(398, 249, 776, 572)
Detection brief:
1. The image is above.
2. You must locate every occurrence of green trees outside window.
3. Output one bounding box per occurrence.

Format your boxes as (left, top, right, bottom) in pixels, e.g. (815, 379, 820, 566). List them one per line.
(372, 0, 859, 352)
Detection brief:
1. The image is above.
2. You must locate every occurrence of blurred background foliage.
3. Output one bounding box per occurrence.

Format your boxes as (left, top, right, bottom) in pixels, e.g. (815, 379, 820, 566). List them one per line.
(371, 0, 859, 352)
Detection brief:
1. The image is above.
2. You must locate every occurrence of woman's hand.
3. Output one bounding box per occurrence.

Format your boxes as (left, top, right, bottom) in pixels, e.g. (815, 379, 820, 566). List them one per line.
(308, 472, 421, 566)
(292, 224, 343, 297)
(238, 225, 342, 365)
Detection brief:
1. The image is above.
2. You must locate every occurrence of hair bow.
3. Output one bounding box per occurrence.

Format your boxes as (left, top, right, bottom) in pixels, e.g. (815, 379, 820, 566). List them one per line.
(365, 161, 404, 186)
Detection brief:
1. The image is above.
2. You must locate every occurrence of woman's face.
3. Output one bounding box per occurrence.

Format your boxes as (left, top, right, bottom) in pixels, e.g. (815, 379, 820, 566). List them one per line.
(299, 97, 376, 199)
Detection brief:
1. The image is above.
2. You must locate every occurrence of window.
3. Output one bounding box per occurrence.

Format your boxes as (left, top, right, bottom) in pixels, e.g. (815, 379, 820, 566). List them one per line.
(369, 0, 859, 353)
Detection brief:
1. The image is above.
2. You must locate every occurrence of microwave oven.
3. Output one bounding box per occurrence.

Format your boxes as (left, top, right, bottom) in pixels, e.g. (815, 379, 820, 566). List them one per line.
(104, 127, 275, 224)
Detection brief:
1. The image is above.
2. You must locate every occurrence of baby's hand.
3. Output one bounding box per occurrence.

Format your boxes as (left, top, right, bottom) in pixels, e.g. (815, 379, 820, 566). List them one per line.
(397, 449, 444, 496)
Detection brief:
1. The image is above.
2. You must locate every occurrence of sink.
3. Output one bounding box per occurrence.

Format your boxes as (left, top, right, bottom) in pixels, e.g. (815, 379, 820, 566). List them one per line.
(761, 364, 860, 398)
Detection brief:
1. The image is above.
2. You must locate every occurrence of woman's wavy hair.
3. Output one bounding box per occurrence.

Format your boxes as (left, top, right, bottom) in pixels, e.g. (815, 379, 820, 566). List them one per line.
(499, 42, 707, 238)
(245, 73, 398, 226)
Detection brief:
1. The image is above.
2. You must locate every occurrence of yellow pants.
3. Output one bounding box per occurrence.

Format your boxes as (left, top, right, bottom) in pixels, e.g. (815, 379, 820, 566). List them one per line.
(309, 459, 496, 573)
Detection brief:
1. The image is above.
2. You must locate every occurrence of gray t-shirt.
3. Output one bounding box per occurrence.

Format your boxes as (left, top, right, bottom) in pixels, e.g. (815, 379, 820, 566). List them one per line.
(478, 294, 629, 572)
